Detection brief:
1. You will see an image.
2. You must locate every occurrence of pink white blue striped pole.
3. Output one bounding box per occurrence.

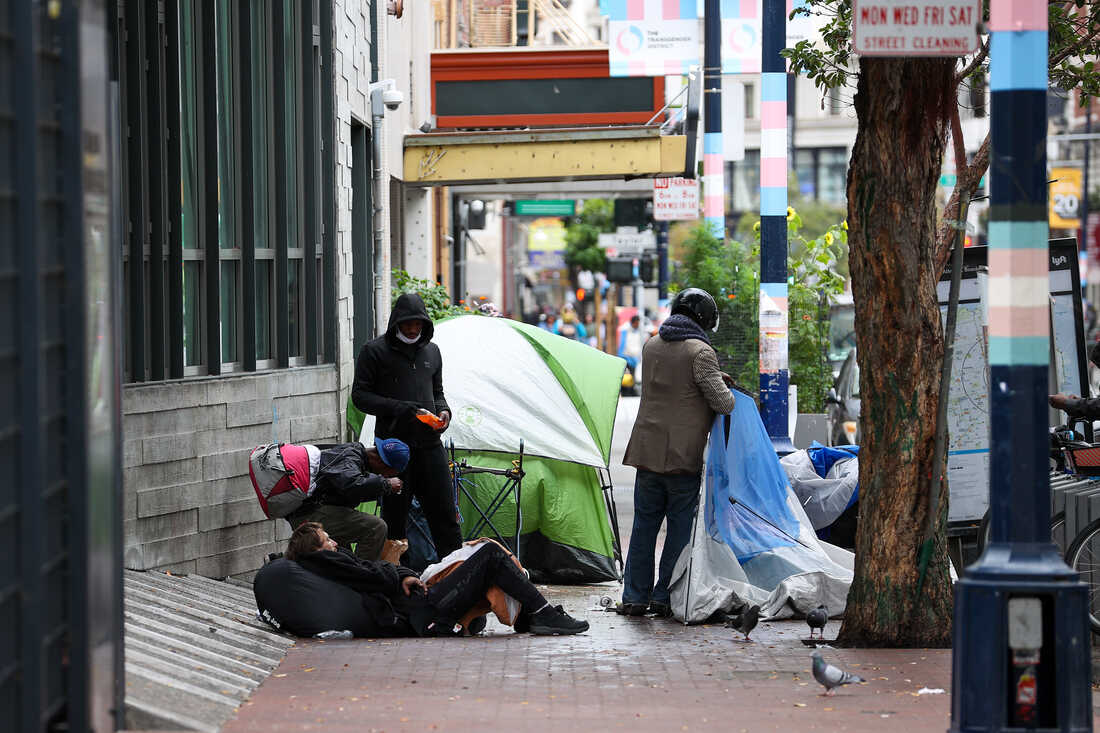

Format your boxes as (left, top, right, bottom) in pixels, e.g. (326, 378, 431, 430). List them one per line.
(758, 0, 793, 452)
(703, 0, 723, 238)
(950, 2, 1091, 728)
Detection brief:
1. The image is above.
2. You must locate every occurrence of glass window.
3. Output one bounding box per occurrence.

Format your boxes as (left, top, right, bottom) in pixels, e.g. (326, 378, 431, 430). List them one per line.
(251, 1, 270, 251)
(743, 82, 756, 119)
(216, 0, 237, 251)
(179, 1, 200, 251)
(819, 148, 849, 205)
(182, 260, 202, 366)
(794, 149, 816, 200)
(729, 150, 761, 214)
(220, 260, 238, 362)
(256, 259, 272, 360)
(288, 259, 301, 357)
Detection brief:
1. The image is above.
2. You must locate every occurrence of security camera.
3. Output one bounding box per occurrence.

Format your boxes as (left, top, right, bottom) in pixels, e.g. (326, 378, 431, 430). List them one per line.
(382, 88, 403, 111)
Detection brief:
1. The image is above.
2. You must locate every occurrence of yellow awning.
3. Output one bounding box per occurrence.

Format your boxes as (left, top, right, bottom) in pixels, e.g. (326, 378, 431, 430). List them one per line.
(404, 126, 688, 187)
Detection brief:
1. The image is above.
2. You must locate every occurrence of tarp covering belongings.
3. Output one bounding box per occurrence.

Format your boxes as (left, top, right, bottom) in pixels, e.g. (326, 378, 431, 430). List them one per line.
(348, 315, 626, 583)
(780, 443, 859, 531)
(669, 390, 854, 623)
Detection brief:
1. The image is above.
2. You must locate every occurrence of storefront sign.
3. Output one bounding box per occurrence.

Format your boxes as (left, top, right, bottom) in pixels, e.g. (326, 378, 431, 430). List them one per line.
(514, 199, 576, 217)
(853, 0, 981, 56)
(653, 177, 699, 221)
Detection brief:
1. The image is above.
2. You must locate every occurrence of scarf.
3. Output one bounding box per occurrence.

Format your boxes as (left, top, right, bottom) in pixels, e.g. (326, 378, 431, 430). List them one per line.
(659, 313, 711, 345)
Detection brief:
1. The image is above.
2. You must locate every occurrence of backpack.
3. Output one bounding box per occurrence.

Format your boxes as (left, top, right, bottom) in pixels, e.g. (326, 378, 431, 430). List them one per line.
(249, 443, 311, 519)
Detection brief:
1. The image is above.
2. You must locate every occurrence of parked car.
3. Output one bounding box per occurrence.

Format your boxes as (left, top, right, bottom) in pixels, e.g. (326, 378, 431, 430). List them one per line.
(826, 348, 860, 446)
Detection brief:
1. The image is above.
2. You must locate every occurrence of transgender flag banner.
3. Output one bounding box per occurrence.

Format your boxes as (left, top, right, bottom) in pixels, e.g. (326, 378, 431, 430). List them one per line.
(722, 0, 815, 74)
(605, 0, 699, 77)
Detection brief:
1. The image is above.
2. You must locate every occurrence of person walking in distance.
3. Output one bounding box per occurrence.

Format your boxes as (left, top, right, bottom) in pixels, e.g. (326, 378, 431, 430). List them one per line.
(619, 288, 735, 618)
(352, 293, 463, 559)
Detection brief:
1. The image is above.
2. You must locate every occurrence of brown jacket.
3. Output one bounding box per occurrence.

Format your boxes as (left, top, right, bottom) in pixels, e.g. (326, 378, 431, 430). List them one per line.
(623, 335, 735, 475)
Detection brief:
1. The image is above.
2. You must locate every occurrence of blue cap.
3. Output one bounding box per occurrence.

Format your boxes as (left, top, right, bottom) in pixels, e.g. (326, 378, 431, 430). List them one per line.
(374, 437, 410, 473)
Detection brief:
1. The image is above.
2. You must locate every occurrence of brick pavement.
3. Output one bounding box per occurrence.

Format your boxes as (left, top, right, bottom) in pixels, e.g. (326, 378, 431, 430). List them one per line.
(222, 582, 989, 733)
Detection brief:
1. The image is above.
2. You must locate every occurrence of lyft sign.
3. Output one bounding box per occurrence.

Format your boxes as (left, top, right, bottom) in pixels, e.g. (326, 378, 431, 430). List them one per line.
(853, 0, 981, 56)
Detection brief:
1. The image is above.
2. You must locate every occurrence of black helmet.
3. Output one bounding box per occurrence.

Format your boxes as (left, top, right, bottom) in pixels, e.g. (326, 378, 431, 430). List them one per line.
(671, 288, 719, 332)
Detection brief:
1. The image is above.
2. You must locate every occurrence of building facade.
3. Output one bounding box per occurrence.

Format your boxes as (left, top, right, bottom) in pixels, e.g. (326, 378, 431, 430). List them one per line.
(118, 0, 437, 579)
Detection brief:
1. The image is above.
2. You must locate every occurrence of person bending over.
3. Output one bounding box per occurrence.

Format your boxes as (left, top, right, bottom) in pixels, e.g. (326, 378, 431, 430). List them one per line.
(255, 522, 589, 638)
(283, 438, 410, 562)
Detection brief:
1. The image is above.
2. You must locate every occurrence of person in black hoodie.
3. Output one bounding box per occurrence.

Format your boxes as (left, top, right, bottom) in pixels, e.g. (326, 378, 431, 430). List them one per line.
(352, 293, 462, 558)
(254, 521, 589, 637)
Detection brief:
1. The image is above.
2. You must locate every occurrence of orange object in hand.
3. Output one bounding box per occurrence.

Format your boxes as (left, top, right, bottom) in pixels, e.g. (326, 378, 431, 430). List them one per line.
(416, 412, 445, 429)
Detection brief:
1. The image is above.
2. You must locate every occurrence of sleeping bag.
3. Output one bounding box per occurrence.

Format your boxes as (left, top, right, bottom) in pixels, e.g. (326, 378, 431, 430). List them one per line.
(253, 557, 372, 637)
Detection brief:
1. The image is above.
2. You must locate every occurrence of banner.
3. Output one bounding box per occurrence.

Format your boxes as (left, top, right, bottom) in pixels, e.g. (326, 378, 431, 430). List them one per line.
(1050, 167, 1083, 230)
(722, 0, 816, 74)
(527, 217, 567, 270)
(606, 0, 699, 77)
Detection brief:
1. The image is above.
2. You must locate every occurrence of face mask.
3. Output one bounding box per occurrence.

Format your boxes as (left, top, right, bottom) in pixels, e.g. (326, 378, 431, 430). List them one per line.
(396, 329, 421, 344)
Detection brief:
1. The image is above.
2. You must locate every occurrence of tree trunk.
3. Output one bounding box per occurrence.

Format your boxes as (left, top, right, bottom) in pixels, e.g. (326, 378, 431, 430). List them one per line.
(837, 57, 956, 647)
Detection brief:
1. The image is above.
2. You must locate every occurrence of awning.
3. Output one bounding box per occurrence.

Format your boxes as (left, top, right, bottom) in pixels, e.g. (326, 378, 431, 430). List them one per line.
(403, 126, 688, 187)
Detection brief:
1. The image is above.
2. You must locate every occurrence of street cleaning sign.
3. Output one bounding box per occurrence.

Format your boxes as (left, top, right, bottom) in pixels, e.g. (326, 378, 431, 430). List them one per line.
(853, 0, 981, 56)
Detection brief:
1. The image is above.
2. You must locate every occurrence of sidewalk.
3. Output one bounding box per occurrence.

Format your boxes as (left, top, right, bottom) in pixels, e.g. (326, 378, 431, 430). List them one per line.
(223, 582, 966, 733)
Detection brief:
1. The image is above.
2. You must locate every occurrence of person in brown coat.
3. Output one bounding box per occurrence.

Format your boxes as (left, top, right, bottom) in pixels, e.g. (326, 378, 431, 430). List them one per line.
(619, 288, 736, 618)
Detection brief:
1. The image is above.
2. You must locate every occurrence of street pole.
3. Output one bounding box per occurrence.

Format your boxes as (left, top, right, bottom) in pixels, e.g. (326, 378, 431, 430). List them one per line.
(702, 0, 722, 240)
(758, 0, 794, 454)
(657, 220, 669, 304)
(949, 1, 1092, 730)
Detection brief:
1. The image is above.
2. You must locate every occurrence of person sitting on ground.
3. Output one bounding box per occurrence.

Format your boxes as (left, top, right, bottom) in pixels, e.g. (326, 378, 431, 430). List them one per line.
(254, 522, 589, 638)
(1049, 342, 1100, 420)
(283, 438, 410, 562)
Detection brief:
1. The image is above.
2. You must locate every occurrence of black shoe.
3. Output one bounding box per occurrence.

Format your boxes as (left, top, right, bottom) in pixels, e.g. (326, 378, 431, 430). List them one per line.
(615, 602, 648, 617)
(529, 606, 589, 635)
(647, 601, 672, 618)
(466, 615, 487, 635)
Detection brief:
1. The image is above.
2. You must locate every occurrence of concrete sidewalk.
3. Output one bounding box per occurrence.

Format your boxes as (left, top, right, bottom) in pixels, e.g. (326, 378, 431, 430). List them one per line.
(222, 581, 968, 733)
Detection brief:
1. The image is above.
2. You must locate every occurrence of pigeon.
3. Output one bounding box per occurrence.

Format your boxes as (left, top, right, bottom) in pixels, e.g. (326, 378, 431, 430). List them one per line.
(811, 650, 865, 696)
(727, 604, 760, 641)
(806, 604, 828, 639)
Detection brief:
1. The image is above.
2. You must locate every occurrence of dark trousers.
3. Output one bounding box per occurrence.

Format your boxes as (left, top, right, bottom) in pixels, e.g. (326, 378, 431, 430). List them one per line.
(622, 469, 701, 606)
(425, 543, 546, 621)
(382, 441, 463, 557)
(286, 504, 388, 562)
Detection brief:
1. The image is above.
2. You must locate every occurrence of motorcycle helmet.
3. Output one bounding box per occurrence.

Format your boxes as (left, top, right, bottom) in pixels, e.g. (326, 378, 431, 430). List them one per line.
(670, 287, 719, 332)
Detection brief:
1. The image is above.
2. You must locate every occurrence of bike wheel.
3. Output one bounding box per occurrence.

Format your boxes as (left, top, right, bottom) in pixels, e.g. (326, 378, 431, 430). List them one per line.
(1064, 517, 1100, 634)
(1051, 510, 1067, 554)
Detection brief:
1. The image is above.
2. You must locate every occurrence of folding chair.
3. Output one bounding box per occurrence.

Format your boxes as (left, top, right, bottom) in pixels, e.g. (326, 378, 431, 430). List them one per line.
(448, 440, 526, 563)
(597, 467, 625, 573)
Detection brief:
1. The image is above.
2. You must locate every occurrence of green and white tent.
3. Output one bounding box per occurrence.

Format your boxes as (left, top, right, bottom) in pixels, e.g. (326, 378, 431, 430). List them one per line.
(349, 315, 626, 582)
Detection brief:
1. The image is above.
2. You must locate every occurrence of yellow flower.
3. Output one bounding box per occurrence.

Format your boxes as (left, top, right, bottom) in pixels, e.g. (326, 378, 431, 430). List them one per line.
(824, 232, 834, 246)
(753, 221, 761, 233)
(842, 220, 848, 231)
(786, 207, 796, 221)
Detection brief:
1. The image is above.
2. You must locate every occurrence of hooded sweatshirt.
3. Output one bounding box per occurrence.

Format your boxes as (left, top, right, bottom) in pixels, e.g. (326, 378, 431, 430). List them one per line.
(351, 293, 451, 447)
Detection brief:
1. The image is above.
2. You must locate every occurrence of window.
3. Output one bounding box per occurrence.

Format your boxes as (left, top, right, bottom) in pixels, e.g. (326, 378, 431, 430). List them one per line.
(179, 0, 203, 370)
(727, 150, 761, 215)
(116, 0, 332, 383)
(743, 82, 756, 119)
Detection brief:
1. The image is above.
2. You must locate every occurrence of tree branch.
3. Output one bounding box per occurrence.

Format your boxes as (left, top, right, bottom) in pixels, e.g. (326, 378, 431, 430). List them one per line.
(1049, 23, 1100, 68)
(954, 38, 990, 85)
(935, 132, 990, 274)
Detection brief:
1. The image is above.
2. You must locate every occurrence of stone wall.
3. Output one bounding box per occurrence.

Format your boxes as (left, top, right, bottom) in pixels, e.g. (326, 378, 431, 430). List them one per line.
(122, 368, 341, 578)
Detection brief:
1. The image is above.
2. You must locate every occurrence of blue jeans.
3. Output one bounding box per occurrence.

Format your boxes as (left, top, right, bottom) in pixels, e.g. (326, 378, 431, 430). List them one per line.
(622, 469, 701, 606)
